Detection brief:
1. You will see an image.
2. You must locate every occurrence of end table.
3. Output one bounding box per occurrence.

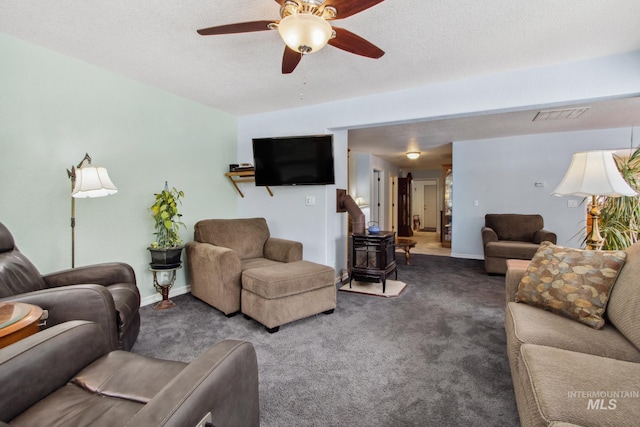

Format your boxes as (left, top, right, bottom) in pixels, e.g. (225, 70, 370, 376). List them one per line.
(396, 238, 417, 265)
(0, 302, 44, 349)
(150, 266, 181, 310)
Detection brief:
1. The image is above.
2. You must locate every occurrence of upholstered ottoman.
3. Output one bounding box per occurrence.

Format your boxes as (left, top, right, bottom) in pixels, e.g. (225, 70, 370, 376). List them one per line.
(241, 260, 336, 332)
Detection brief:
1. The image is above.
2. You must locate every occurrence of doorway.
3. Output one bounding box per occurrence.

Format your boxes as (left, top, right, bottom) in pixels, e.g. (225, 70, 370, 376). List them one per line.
(412, 179, 439, 233)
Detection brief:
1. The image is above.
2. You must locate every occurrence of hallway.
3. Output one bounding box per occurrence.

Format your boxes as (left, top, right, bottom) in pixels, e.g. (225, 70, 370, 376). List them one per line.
(398, 230, 451, 257)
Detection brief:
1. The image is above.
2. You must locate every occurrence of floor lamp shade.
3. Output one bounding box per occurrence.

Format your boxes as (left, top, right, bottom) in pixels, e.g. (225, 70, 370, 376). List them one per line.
(552, 150, 636, 198)
(67, 154, 118, 268)
(553, 150, 636, 250)
(72, 166, 118, 198)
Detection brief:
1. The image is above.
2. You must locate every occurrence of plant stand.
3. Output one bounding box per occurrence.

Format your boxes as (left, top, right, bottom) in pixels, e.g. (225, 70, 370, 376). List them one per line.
(150, 266, 181, 310)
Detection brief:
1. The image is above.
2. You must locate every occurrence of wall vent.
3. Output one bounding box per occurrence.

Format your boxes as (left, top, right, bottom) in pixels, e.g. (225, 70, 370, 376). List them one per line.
(533, 107, 590, 121)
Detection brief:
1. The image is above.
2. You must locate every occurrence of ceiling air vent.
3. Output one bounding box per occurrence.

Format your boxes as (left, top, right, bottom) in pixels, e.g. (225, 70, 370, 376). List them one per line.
(533, 107, 590, 121)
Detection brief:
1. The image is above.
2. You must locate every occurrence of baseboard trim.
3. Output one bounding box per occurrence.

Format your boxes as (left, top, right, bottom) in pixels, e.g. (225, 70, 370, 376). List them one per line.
(450, 252, 484, 260)
(335, 271, 349, 285)
(141, 284, 191, 307)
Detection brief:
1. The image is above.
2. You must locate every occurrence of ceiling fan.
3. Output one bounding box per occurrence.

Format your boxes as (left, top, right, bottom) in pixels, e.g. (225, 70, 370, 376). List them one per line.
(197, 0, 385, 74)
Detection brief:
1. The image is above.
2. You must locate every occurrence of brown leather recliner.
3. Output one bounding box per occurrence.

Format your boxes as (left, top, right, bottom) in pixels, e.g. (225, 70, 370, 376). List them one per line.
(0, 221, 140, 350)
(481, 214, 557, 275)
(0, 320, 260, 426)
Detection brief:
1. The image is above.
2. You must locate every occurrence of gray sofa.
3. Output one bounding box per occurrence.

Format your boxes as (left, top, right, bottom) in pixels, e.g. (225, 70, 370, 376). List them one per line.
(482, 213, 557, 274)
(0, 320, 260, 426)
(505, 242, 640, 426)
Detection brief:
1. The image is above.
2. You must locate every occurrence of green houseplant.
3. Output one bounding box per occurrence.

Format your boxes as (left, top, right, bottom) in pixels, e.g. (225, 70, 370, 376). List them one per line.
(148, 183, 185, 268)
(596, 147, 640, 250)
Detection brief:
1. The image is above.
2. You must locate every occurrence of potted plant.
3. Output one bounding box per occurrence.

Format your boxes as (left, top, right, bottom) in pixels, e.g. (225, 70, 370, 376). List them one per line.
(596, 147, 640, 250)
(148, 182, 185, 268)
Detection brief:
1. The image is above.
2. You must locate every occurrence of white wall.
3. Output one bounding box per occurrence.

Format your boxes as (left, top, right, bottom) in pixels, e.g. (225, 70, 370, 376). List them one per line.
(236, 126, 349, 275)
(452, 127, 640, 258)
(237, 51, 640, 272)
(355, 153, 372, 225)
(1, 35, 238, 303)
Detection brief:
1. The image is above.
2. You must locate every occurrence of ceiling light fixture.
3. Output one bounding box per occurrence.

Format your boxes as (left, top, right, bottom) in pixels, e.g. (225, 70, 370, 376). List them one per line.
(197, 0, 384, 74)
(406, 152, 420, 160)
(277, 13, 334, 54)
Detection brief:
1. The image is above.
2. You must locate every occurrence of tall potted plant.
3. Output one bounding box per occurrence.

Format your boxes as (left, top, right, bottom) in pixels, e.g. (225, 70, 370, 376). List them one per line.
(595, 147, 640, 250)
(148, 182, 185, 268)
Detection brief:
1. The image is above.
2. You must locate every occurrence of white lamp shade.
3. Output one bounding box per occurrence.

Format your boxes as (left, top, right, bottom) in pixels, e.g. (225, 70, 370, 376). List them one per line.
(277, 14, 333, 54)
(72, 166, 118, 198)
(552, 150, 636, 198)
(406, 152, 420, 160)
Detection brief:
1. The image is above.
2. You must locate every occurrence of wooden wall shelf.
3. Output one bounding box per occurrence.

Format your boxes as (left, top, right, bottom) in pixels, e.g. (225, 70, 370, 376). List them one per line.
(225, 171, 273, 198)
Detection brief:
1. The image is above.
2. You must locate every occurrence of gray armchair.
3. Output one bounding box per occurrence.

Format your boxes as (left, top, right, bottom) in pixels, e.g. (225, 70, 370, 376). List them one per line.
(186, 217, 302, 316)
(0, 320, 259, 426)
(481, 214, 557, 274)
(0, 221, 140, 350)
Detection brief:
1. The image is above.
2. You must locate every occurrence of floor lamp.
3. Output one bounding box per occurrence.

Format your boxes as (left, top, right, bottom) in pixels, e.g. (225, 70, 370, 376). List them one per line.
(66, 153, 118, 268)
(553, 150, 636, 249)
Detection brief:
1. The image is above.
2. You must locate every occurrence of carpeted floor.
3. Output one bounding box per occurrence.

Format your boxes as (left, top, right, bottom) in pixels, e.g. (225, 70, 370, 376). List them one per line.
(133, 254, 519, 426)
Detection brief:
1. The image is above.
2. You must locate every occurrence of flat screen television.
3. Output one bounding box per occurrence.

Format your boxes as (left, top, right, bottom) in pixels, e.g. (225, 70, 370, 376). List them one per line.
(252, 134, 335, 186)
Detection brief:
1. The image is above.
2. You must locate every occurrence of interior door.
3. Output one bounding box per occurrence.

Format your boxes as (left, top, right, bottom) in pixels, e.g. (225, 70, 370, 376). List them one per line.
(390, 175, 397, 232)
(423, 182, 438, 231)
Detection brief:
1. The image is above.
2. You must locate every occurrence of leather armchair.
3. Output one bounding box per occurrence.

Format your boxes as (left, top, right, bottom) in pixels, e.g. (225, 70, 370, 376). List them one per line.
(186, 218, 302, 316)
(0, 320, 260, 426)
(0, 221, 140, 350)
(481, 213, 557, 274)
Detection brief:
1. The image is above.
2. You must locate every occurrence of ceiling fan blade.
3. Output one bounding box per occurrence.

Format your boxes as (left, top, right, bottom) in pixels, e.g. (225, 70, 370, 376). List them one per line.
(197, 20, 275, 36)
(282, 47, 303, 74)
(328, 27, 384, 59)
(273, 0, 287, 6)
(324, 0, 385, 19)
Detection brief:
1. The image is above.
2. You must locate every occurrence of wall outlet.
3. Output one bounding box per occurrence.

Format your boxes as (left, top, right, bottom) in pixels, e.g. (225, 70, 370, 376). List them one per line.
(568, 199, 579, 208)
(305, 195, 316, 206)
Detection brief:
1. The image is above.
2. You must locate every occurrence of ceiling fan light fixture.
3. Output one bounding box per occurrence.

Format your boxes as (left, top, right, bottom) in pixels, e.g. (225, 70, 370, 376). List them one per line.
(277, 13, 333, 54)
(406, 152, 420, 160)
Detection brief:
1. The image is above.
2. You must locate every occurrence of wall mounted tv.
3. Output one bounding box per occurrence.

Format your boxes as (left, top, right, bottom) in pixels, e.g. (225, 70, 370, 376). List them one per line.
(252, 134, 335, 186)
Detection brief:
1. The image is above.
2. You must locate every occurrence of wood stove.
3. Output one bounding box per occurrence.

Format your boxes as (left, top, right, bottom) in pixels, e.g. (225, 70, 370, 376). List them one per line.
(349, 231, 397, 293)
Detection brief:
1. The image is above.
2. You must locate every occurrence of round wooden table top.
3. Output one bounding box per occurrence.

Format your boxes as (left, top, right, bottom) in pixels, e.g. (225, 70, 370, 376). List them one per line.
(0, 302, 43, 349)
(396, 238, 417, 248)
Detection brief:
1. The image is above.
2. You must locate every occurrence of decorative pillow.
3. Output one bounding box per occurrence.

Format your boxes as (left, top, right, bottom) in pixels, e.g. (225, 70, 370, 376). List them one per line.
(515, 242, 627, 329)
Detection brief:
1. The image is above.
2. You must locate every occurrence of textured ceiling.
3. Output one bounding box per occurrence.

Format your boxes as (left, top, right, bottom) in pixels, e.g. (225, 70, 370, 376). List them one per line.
(3, 0, 640, 168)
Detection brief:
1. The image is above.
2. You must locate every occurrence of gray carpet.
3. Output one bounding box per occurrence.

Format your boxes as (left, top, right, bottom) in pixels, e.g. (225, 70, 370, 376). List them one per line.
(133, 254, 519, 426)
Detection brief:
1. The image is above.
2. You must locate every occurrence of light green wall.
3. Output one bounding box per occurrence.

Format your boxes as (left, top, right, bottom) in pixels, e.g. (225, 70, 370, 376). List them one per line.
(0, 34, 239, 303)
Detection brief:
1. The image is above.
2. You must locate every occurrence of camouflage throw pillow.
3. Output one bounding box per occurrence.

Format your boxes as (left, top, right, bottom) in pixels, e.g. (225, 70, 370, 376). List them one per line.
(515, 242, 627, 329)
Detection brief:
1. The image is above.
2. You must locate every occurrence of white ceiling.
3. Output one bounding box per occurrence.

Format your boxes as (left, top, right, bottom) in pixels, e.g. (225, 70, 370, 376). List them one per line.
(349, 97, 640, 169)
(3, 0, 640, 169)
